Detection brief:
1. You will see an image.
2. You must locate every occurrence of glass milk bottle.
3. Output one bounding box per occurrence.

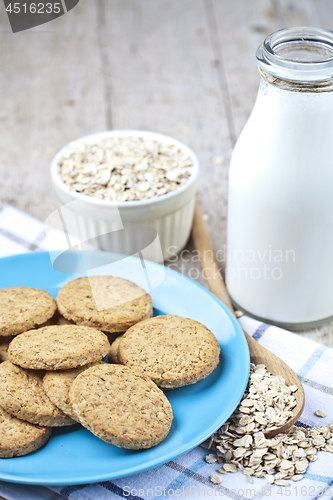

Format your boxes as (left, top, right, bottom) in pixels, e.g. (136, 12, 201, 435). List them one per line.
(226, 27, 333, 329)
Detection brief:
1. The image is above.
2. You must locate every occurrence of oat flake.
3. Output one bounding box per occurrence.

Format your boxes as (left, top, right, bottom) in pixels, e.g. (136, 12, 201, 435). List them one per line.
(315, 410, 326, 418)
(210, 474, 222, 484)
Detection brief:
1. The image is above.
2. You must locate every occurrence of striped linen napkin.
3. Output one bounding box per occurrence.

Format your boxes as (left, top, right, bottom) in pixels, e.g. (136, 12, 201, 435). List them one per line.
(0, 205, 332, 500)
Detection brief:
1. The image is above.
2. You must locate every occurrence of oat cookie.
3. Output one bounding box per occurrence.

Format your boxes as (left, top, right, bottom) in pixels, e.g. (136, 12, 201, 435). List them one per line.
(107, 335, 123, 364)
(118, 315, 220, 389)
(0, 361, 75, 426)
(0, 405, 51, 458)
(57, 276, 153, 333)
(8, 325, 110, 370)
(43, 362, 104, 421)
(0, 287, 57, 336)
(69, 363, 173, 449)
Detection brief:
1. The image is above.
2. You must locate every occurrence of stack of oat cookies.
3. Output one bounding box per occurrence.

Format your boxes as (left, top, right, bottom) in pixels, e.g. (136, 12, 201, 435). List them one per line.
(0, 276, 220, 458)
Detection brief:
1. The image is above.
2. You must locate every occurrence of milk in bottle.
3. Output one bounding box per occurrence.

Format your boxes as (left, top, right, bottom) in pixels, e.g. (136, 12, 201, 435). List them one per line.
(227, 27, 333, 329)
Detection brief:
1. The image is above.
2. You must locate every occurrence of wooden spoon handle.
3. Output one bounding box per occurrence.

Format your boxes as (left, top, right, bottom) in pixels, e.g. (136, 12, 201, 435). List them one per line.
(191, 201, 234, 313)
(192, 202, 275, 350)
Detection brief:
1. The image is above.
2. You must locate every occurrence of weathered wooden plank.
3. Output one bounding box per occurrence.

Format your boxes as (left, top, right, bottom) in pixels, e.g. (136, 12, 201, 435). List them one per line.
(211, 0, 283, 138)
(0, 0, 106, 222)
(315, 0, 333, 27)
(101, 0, 233, 281)
(276, 0, 326, 27)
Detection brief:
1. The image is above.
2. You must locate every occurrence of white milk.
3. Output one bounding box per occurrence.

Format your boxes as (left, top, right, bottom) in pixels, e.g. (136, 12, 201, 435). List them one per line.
(226, 28, 333, 328)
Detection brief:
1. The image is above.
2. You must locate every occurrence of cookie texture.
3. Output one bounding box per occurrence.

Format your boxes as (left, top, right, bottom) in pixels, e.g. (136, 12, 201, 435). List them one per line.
(69, 363, 173, 449)
(118, 315, 220, 389)
(8, 325, 110, 370)
(0, 287, 56, 336)
(0, 405, 51, 458)
(43, 362, 104, 421)
(107, 335, 123, 364)
(0, 361, 75, 426)
(57, 276, 153, 333)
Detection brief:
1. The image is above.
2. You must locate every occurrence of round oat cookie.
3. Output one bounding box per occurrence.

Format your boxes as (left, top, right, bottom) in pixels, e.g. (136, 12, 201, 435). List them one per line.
(107, 334, 124, 364)
(0, 405, 51, 458)
(57, 276, 153, 333)
(8, 325, 110, 370)
(43, 361, 105, 421)
(0, 361, 75, 427)
(69, 363, 173, 449)
(118, 315, 221, 389)
(0, 287, 57, 336)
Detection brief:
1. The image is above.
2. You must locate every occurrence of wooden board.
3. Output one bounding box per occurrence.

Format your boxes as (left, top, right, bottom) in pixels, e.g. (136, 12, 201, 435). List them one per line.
(0, 0, 106, 221)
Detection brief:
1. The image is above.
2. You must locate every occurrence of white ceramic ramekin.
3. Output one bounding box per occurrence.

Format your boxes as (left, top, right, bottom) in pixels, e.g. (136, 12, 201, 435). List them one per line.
(50, 130, 199, 262)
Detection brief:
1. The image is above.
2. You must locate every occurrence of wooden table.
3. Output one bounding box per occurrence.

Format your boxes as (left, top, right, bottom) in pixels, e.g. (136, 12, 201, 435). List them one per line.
(0, 0, 333, 347)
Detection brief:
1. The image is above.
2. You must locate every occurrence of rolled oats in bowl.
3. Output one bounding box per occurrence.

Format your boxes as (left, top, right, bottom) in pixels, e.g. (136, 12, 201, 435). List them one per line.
(50, 130, 199, 261)
(58, 136, 194, 202)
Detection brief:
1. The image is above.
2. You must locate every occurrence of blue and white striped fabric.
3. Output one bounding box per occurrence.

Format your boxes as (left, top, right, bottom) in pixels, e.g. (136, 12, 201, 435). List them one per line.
(0, 205, 332, 500)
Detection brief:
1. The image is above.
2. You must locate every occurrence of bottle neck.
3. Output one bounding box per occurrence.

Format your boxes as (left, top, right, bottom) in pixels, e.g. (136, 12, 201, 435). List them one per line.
(258, 67, 333, 93)
(256, 27, 333, 92)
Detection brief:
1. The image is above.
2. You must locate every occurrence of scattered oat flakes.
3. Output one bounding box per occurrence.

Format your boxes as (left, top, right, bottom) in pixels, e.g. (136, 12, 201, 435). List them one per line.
(201, 363, 333, 487)
(234, 447, 247, 458)
(243, 468, 255, 476)
(292, 474, 303, 481)
(210, 474, 222, 484)
(223, 463, 238, 473)
(312, 435, 325, 446)
(205, 453, 218, 464)
(275, 480, 290, 486)
(58, 136, 194, 202)
(315, 410, 326, 418)
(265, 474, 274, 484)
(229, 363, 297, 435)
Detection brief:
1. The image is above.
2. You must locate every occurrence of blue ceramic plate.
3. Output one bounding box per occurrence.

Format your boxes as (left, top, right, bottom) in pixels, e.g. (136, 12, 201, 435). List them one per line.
(0, 251, 250, 485)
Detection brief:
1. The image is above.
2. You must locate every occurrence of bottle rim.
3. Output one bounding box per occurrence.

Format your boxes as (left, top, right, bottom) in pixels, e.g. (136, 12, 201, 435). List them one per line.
(256, 26, 333, 82)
